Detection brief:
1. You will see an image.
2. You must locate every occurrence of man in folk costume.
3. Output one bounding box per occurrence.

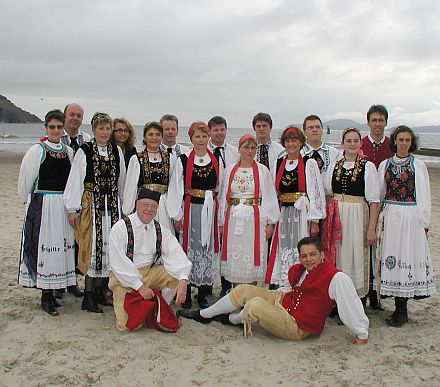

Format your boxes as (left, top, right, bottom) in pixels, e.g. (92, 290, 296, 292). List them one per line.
(300, 114, 339, 176)
(360, 104, 393, 311)
(252, 112, 285, 171)
(108, 188, 192, 331)
(159, 114, 190, 157)
(179, 237, 369, 345)
(266, 126, 326, 289)
(167, 122, 220, 309)
(207, 115, 239, 296)
(218, 134, 280, 286)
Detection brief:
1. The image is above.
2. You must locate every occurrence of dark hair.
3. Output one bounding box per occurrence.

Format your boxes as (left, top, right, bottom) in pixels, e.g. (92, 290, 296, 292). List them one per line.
(302, 115, 323, 131)
(297, 236, 322, 253)
(279, 125, 306, 146)
(208, 116, 227, 129)
(160, 114, 179, 128)
(44, 109, 64, 126)
(389, 125, 418, 153)
(252, 112, 272, 129)
(143, 121, 163, 146)
(367, 105, 388, 123)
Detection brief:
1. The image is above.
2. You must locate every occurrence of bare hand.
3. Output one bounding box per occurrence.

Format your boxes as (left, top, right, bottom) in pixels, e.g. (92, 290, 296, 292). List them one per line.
(310, 222, 320, 237)
(351, 336, 368, 345)
(138, 285, 155, 300)
(68, 213, 78, 229)
(173, 280, 188, 306)
(173, 220, 182, 233)
(366, 229, 376, 246)
(266, 224, 275, 240)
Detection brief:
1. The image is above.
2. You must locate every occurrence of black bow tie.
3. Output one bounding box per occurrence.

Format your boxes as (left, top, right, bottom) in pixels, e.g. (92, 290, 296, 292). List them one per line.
(167, 147, 173, 154)
(70, 137, 79, 153)
(213, 146, 225, 168)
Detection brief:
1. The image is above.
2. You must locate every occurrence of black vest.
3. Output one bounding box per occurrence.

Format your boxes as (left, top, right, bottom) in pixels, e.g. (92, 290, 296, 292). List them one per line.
(36, 143, 71, 192)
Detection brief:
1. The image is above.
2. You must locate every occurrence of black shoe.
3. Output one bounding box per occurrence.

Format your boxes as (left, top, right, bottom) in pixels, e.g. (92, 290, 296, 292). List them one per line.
(54, 289, 65, 299)
(386, 297, 408, 327)
(386, 314, 408, 327)
(180, 300, 192, 309)
(82, 292, 103, 313)
(41, 292, 59, 316)
(369, 290, 384, 311)
(67, 285, 84, 297)
(212, 314, 233, 325)
(93, 287, 113, 306)
(177, 309, 211, 324)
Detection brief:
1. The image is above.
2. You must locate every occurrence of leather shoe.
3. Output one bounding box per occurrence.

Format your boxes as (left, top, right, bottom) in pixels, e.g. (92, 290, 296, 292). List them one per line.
(82, 292, 103, 313)
(67, 285, 84, 297)
(386, 314, 408, 327)
(177, 309, 211, 324)
(212, 314, 233, 325)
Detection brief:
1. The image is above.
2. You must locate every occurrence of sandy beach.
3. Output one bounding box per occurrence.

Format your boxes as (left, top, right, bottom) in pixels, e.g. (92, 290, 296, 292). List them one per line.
(0, 152, 439, 387)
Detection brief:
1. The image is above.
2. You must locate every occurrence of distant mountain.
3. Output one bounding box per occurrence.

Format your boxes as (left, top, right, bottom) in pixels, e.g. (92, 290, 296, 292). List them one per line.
(0, 95, 41, 123)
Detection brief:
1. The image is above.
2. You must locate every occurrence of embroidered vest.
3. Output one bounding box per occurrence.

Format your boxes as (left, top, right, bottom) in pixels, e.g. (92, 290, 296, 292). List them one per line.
(122, 216, 162, 263)
(281, 262, 340, 334)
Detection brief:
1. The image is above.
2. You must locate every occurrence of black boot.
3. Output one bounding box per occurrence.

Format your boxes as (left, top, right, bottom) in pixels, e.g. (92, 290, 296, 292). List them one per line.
(181, 284, 192, 309)
(41, 290, 59, 316)
(220, 276, 231, 297)
(52, 293, 62, 308)
(197, 285, 210, 309)
(369, 290, 384, 311)
(386, 297, 408, 327)
(67, 284, 84, 297)
(54, 289, 65, 299)
(82, 291, 103, 313)
(93, 287, 113, 306)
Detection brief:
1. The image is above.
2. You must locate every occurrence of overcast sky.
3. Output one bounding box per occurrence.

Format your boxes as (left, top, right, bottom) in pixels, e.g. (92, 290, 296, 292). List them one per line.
(1, 0, 439, 127)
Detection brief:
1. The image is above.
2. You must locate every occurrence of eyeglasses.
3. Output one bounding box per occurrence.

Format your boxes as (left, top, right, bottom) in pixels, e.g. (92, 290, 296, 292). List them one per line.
(114, 128, 129, 133)
(47, 125, 63, 129)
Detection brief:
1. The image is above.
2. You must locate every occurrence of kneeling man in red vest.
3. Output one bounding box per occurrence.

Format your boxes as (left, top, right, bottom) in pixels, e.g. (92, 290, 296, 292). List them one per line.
(178, 236, 368, 344)
(109, 188, 192, 331)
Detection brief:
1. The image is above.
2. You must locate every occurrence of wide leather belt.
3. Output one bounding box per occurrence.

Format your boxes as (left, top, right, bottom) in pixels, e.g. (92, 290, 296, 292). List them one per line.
(141, 183, 168, 194)
(184, 188, 216, 198)
(227, 198, 261, 206)
(278, 192, 304, 203)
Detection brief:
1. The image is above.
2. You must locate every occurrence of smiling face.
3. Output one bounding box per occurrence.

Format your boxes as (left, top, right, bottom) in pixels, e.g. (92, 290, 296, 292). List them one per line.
(298, 243, 323, 271)
(64, 104, 84, 133)
(113, 122, 129, 145)
(395, 131, 412, 157)
(210, 124, 227, 146)
(284, 137, 302, 158)
(144, 127, 162, 151)
(45, 119, 64, 143)
(342, 130, 361, 159)
(303, 119, 323, 147)
(93, 122, 112, 145)
(367, 112, 387, 140)
(161, 119, 178, 147)
(136, 198, 159, 224)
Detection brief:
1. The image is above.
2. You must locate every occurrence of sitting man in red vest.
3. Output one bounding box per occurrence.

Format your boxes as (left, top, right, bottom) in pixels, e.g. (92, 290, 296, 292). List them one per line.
(109, 188, 192, 331)
(178, 236, 368, 344)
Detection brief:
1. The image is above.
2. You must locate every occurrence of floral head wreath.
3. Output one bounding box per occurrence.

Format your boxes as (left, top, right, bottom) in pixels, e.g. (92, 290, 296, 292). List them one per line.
(188, 122, 209, 138)
(91, 112, 112, 128)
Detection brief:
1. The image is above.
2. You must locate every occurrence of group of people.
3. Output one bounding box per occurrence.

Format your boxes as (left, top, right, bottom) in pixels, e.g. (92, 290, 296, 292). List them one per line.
(17, 103, 436, 344)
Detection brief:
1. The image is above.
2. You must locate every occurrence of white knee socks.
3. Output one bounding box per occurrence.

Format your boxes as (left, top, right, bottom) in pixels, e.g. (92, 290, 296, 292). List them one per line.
(200, 294, 238, 318)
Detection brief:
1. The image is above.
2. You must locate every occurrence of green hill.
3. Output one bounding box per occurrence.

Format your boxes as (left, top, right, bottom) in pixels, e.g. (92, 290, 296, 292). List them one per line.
(0, 95, 41, 123)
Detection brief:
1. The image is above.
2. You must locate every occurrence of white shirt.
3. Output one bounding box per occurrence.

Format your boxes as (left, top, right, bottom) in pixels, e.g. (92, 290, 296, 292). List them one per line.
(160, 143, 190, 157)
(301, 142, 340, 174)
(294, 270, 369, 339)
(109, 213, 192, 290)
(208, 140, 239, 168)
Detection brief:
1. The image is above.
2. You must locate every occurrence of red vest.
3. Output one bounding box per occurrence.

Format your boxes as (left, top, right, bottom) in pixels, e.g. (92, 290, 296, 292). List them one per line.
(282, 262, 339, 335)
(360, 136, 393, 169)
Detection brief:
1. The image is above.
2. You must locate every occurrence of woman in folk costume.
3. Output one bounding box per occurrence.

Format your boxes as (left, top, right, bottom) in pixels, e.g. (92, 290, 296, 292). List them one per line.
(266, 126, 326, 289)
(64, 112, 126, 313)
(18, 110, 75, 316)
(324, 128, 379, 300)
(376, 125, 436, 327)
(110, 117, 137, 169)
(123, 121, 174, 231)
(218, 134, 280, 286)
(167, 122, 220, 309)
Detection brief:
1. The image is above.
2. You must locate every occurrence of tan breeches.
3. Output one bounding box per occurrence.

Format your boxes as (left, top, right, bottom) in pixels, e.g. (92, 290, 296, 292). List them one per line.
(109, 265, 178, 331)
(229, 284, 309, 341)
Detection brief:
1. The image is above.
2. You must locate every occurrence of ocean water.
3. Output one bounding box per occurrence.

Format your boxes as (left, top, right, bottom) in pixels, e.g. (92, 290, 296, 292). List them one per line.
(1, 123, 439, 164)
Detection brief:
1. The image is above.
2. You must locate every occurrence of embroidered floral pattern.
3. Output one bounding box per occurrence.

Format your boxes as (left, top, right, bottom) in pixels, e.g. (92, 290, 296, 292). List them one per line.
(384, 156, 416, 202)
(138, 148, 170, 186)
